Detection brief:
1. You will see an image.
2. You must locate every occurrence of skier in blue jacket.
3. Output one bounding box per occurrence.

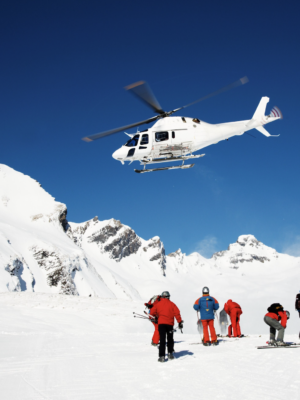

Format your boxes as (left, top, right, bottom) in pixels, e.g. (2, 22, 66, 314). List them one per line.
(193, 287, 220, 345)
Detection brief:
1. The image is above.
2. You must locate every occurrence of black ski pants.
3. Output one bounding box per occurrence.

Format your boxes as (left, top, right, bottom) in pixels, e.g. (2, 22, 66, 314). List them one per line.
(158, 324, 174, 357)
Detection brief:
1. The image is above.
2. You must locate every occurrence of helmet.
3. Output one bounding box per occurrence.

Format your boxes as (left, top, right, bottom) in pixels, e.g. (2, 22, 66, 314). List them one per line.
(161, 291, 170, 298)
(286, 310, 290, 319)
(202, 286, 209, 294)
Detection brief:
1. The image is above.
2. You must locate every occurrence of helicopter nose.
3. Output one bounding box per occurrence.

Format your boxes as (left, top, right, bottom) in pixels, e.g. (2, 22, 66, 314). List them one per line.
(112, 147, 125, 161)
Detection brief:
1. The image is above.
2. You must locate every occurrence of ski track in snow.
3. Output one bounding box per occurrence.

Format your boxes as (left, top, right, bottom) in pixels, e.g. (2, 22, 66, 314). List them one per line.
(1, 293, 300, 399)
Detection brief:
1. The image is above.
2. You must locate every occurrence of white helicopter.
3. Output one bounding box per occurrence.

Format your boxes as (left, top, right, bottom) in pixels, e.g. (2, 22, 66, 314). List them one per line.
(83, 77, 282, 173)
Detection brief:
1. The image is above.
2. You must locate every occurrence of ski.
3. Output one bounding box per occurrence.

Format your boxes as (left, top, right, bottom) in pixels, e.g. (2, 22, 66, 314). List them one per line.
(217, 335, 249, 338)
(257, 345, 300, 349)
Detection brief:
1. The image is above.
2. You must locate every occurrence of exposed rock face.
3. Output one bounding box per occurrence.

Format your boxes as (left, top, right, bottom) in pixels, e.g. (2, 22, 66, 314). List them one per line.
(5, 257, 34, 291)
(68, 218, 142, 262)
(100, 228, 141, 260)
(67, 217, 99, 247)
(144, 237, 166, 275)
(31, 246, 79, 295)
(59, 209, 69, 232)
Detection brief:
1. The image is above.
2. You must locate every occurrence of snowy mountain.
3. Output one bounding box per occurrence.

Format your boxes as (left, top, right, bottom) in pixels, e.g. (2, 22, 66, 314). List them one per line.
(1, 163, 299, 334)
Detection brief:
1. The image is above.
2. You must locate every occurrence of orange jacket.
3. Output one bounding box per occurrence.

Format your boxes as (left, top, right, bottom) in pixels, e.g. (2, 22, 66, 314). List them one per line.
(224, 300, 242, 315)
(150, 298, 182, 326)
(265, 310, 288, 328)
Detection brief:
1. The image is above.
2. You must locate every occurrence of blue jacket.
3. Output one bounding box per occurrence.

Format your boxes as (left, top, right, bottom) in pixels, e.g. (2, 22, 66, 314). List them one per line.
(193, 294, 219, 320)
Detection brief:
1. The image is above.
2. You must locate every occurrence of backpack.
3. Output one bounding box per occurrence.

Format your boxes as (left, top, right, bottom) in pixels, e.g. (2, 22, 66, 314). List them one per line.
(267, 303, 284, 315)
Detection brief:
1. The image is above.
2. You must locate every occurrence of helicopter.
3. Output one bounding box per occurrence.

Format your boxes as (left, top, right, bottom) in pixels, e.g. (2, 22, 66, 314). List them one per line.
(82, 77, 282, 173)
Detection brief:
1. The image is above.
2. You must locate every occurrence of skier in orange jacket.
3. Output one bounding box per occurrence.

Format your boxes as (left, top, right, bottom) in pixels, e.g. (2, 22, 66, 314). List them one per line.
(224, 299, 243, 337)
(144, 295, 161, 346)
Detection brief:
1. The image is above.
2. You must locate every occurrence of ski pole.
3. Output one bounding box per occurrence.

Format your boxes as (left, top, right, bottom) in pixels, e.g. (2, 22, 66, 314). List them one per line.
(143, 311, 156, 320)
(133, 315, 153, 322)
(133, 312, 155, 320)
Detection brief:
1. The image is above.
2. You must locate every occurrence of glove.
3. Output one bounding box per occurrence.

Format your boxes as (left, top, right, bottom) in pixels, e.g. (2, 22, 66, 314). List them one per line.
(178, 321, 184, 329)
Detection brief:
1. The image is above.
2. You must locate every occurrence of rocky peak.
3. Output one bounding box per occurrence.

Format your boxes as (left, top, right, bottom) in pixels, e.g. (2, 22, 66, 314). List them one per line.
(235, 235, 261, 249)
(211, 235, 278, 267)
(167, 248, 185, 265)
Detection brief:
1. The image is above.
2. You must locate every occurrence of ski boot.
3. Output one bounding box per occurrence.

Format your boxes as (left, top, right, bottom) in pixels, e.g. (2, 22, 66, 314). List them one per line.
(158, 356, 165, 362)
(203, 341, 210, 346)
(268, 339, 277, 346)
(168, 352, 175, 360)
(211, 340, 219, 346)
(276, 341, 286, 346)
(151, 341, 158, 347)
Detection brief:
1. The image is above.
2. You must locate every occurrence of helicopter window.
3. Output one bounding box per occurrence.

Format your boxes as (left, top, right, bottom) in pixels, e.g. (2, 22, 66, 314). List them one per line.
(182, 117, 186, 123)
(192, 118, 200, 124)
(141, 134, 149, 145)
(172, 131, 175, 139)
(155, 131, 169, 142)
(125, 134, 140, 147)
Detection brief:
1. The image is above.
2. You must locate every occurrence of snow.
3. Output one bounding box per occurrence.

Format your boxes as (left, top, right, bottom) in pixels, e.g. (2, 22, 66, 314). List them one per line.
(1, 292, 300, 400)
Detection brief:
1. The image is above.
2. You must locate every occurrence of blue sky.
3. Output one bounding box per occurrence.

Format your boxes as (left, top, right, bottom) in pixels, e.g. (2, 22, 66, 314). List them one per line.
(1, 0, 300, 257)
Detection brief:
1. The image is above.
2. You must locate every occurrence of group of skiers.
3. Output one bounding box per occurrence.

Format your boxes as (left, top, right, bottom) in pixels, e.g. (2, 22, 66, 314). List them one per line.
(144, 288, 300, 362)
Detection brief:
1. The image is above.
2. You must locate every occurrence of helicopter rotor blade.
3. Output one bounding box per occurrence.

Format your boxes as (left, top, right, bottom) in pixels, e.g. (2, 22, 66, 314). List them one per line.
(178, 76, 249, 112)
(125, 81, 165, 115)
(82, 116, 158, 142)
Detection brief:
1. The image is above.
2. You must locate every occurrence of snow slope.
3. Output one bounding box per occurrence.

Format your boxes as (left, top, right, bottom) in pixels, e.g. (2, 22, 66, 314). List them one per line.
(1, 292, 300, 400)
(1, 163, 300, 335)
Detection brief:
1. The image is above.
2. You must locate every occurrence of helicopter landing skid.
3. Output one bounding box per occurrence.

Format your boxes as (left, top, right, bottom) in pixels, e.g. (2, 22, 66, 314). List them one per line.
(134, 164, 195, 173)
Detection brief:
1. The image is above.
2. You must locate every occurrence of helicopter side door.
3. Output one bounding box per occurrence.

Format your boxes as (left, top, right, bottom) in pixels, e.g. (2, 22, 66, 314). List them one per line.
(152, 130, 173, 158)
(130, 131, 152, 159)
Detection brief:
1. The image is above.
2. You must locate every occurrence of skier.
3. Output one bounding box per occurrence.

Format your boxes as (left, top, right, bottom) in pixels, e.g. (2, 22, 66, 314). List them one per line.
(193, 287, 219, 346)
(264, 303, 290, 345)
(144, 295, 161, 346)
(224, 299, 243, 337)
(150, 291, 183, 363)
(295, 291, 300, 318)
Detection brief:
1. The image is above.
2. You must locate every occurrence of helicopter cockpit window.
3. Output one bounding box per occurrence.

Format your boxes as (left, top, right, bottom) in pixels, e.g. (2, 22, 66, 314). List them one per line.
(141, 134, 149, 145)
(182, 117, 186, 123)
(155, 131, 169, 142)
(192, 118, 200, 124)
(125, 134, 140, 147)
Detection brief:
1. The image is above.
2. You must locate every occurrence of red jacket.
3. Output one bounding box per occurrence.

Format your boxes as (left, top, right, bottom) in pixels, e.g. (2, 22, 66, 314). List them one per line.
(265, 310, 288, 328)
(224, 300, 242, 315)
(150, 298, 182, 326)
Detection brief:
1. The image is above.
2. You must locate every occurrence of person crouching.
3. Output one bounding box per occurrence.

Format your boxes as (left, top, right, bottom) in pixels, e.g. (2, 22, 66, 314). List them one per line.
(264, 303, 290, 345)
(224, 299, 243, 337)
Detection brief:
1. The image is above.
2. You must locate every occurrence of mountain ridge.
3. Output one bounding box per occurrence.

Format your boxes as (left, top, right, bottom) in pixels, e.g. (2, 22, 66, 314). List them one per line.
(0, 163, 299, 324)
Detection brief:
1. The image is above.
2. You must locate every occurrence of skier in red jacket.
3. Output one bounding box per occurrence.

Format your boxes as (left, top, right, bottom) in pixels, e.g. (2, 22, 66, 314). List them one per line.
(150, 291, 183, 363)
(264, 303, 290, 345)
(144, 295, 161, 346)
(224, 299, 243, 337)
